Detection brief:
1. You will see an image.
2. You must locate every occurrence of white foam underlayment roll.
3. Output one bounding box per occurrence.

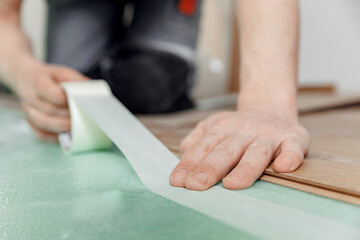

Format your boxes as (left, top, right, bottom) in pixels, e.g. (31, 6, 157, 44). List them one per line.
(59, 80, 360, 240)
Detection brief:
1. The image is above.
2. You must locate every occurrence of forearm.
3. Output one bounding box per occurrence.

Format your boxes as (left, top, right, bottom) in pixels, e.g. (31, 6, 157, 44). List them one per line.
(0, 1, 38, 91)
(236, 0, 299, 120)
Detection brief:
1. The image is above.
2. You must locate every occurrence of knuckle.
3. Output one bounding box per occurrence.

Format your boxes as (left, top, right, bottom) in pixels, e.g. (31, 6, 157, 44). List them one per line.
(282, 151, 303, 162)
(35, 116, 48, 128)
(179, 139, 187, 150)
(284, 132, 309, 151)
(193, 141, 212, 153)
(300, 128, 310, 144)
(215, 144, 236, 156)
(241, 120, 253, 130)
(198, 163, 220, 179)
(176, 157, 197, 170)
(42, 104, 58, 115)
(248, 141, 268, 154)
(239, 162, 257, 179)
(34, 78, 48, 93)
(283, 135, 300, 144)
(206, 132, 219, 141)
(179, 140, 190, 153)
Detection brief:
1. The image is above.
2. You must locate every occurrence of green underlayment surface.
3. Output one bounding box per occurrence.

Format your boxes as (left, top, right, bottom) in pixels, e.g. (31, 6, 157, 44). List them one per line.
(0, 108, 359, 240)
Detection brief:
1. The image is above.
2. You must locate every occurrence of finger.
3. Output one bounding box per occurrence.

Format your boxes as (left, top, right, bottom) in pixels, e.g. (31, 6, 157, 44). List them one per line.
(170, 131, 226, 187)
(273, 138, 305, 173)
(23, 103, 71, 133)
(183, 134, 254, 191)
(222, 140, 275, 190)
(48, 65, 89, 83)
(34, 75, 68, 107)
(20, 87, 69, 116)
(179, 112, 233, 156)
(35, 66, 89, 107)
(28, 120, 59, 143)
(179, 121, 205, 155)
(28, 95, 70, 117)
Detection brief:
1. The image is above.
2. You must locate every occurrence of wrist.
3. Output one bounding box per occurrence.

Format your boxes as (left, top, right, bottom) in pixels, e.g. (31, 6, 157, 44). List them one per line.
(237, 87, 298, 122)
(9, 54, 41, 91)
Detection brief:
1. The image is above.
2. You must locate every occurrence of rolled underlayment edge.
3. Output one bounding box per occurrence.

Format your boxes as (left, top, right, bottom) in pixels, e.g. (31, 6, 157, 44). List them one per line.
(59, 80, 360, 240)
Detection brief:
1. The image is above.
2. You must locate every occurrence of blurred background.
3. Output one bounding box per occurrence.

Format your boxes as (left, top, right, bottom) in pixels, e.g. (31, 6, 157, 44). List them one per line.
(21, 0, 360, 98)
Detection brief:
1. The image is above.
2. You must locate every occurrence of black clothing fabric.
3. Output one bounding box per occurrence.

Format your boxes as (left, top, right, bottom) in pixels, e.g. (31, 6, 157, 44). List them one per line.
(46, 0, 202, 113)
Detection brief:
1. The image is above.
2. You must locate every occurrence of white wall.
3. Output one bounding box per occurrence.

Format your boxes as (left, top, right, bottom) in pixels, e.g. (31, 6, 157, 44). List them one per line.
(299, 0, 360, 93)
(21, 0, 360, 94)
(21, 0, 47, 60)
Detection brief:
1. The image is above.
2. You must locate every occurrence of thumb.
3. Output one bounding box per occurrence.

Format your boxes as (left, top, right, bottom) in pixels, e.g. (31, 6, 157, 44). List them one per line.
(48, 65, 90, 83)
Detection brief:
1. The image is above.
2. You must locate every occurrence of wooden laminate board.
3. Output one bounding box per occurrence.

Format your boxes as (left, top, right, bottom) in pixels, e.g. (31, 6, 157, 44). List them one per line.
(260, 175, 360, 206)
(298, 93, 360, 114)
(195, 93, 360, 113)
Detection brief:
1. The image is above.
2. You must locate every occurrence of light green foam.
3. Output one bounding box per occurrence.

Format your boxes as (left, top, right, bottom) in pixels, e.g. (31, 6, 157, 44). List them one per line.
(0, 109, 255, 240)
(0, 103, 359, 240)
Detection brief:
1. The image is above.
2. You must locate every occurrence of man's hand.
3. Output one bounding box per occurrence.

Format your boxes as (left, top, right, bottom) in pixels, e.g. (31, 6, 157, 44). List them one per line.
(0, 0, 89, 142)
(170, 0, 307, 191)
(170, 109, 309, 190)
(14, 61, 88, 142)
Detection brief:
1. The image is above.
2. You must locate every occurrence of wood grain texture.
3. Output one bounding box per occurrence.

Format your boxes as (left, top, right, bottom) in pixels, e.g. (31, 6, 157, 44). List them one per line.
(260, 175, 360, 206)
(195, 93, 360, 113)
(298, 93, 360, 114)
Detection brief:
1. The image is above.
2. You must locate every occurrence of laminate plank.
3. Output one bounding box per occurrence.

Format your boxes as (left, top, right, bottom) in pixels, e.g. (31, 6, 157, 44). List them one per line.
(298, 93, 360, 114)
(260, 175, 360, 206)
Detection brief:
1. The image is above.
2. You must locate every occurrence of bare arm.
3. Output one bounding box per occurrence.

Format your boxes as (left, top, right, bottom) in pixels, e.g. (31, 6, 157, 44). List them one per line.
(0, 1, 88, 142)
(237, 0, 299, 120)
(0, 0, 34, 90)
(170, 0, 309, 191)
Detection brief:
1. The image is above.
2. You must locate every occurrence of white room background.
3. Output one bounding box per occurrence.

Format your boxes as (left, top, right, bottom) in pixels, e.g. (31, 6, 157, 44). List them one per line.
(21, 0, 360, 96)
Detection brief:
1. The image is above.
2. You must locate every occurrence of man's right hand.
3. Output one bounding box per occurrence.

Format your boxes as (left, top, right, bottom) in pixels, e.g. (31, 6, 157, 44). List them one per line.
(14, 61, 89, 142)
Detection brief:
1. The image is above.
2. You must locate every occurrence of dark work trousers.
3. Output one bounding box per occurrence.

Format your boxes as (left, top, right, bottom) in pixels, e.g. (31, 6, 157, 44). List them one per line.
(46, 0, 202, 113)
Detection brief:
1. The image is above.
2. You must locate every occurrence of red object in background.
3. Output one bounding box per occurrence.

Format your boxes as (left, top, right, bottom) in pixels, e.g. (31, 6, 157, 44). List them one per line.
(178, 0, 197, 16)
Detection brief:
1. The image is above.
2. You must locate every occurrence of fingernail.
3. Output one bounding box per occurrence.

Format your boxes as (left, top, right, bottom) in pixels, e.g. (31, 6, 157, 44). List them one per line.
(289, 164, 296, 171)
(229, 169, 245, 182)
(189, 171, 209, 185)
(172, 168, 190, 183)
